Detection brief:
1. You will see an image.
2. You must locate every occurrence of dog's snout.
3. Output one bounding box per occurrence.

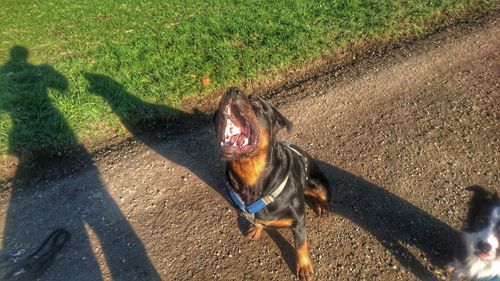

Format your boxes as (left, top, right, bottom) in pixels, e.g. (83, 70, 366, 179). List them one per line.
(227, 87, 244, 98)
(477, 240, 492, 253)
(222, 87, 248, 108)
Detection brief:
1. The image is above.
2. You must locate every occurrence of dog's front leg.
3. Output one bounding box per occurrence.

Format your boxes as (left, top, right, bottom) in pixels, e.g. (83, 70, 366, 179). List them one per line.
(293, 221, 313, 281)
(246, 223, 263, 240)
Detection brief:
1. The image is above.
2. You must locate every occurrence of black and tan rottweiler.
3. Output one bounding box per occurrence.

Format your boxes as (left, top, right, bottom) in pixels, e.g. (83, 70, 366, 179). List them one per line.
(214, 87, 331, 280)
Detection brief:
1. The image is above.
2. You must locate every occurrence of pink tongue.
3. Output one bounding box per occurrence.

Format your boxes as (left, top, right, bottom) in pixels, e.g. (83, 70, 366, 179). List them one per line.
(478, 253, 489, 259)
(229, 134, 246, 146)
(229, 135, 239, 144)
(228, 134, 247, 146)
(237, 134, 247, 146)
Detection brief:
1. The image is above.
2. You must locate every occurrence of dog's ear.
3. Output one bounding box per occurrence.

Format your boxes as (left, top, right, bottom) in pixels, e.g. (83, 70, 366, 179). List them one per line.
(249, 95, 293, 133)
(464, 185, 496, 230)
(271, 106, 293, 133)
(467, 185, 496, 201)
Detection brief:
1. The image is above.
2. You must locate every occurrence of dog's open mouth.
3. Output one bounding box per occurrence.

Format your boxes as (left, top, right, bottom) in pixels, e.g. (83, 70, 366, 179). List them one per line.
(474, 250, 492, 260)
(215, 87, 263, 159)
(218, 104, 257, 158)
(222, 105, 248, 146)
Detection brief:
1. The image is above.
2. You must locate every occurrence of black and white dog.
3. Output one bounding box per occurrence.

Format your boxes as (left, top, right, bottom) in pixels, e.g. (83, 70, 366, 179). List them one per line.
(451, 186, 500, 281)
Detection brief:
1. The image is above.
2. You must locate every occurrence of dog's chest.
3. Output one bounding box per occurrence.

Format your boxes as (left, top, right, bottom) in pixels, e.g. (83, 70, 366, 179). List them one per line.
(464, 259, 500, 280)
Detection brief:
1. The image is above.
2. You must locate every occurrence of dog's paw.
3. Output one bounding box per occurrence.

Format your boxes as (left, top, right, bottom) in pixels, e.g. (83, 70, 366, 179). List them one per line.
(246, 225, 263, 240)
(297, 262, 314, 281)
(312, 201, 330, 218)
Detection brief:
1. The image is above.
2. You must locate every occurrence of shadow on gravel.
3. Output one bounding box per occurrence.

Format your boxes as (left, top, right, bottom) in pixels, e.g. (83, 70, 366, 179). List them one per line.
(84, 73, 229, 202)
(0, 46, 161, 281)
(235, 160, 456, 279)
(318, 160, 457, 280)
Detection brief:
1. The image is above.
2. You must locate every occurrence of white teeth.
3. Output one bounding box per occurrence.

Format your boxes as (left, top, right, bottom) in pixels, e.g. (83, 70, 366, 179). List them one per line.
(224, 118, 241, 140)
(241, 138, 249, 147)
(223, 117, 245, 148)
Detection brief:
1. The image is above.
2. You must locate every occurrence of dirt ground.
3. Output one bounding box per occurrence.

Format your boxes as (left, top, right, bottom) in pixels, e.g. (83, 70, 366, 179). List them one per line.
(0, 11, 499, 281)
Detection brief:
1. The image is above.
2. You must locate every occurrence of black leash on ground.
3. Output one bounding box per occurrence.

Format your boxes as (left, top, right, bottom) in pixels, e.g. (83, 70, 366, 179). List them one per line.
(0, 228, 71, 281)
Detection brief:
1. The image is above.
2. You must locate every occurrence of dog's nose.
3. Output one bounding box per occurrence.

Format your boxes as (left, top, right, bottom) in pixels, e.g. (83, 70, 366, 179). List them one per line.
(477, 240, 492, 253)
(227, 87, 244, 98)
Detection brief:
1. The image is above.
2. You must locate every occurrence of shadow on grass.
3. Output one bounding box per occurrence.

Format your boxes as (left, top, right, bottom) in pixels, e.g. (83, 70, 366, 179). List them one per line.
(84, 73, 228, 202)
(0, 46, 161, 281)
(0, 46, 76, 159)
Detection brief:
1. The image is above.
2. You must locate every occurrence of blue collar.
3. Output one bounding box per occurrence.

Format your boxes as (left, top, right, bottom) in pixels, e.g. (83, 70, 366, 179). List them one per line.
(227, 173, 289, 215)
(227, 141, 305, 216)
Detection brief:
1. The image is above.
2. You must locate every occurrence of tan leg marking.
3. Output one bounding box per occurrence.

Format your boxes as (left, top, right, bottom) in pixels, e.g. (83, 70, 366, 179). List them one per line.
(255, 218, 294, 228)
(296, 240, 313, 281)
(246, 224, 263, 240)
(305, 187, 329, 217)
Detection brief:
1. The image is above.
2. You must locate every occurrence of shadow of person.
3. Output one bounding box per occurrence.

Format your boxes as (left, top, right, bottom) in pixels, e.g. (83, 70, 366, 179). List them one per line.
(0, 46, 79, 159)
(0, 46, 161, 281)
(317, 160, 457, 279)
(84, 73, 228, 201)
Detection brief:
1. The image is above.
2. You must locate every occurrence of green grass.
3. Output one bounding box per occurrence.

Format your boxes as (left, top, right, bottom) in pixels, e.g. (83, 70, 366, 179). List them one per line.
(0, 0, 497, 161)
